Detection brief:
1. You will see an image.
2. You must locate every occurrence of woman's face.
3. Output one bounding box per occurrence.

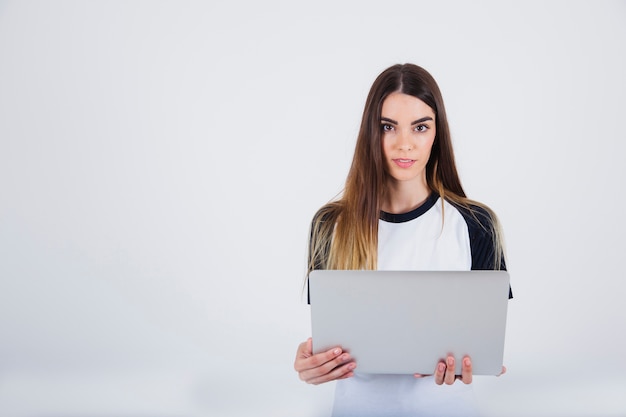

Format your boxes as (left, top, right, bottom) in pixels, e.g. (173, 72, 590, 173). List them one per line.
(380, 92, 436, 187)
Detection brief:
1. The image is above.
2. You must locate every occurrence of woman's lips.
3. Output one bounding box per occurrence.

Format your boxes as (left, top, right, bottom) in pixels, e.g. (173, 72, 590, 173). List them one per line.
(393, 159, 415, 168)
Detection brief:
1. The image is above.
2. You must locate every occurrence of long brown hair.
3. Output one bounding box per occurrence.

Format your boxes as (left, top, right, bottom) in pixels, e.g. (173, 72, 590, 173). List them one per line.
(308, 63, 504, 273)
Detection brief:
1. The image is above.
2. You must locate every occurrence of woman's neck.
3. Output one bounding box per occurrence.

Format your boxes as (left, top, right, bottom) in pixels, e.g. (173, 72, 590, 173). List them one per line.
(381, 179, 431, 214)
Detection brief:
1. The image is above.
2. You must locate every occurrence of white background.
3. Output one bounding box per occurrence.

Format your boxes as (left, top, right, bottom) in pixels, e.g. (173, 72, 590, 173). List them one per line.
(1, 1, 625, 416)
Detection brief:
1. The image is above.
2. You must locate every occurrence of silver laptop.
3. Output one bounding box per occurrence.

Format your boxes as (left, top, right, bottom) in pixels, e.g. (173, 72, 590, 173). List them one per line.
(309, 270, 510, 375)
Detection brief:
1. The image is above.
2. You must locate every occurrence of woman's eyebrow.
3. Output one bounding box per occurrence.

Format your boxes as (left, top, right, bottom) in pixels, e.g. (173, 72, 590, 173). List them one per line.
(411, 116, 434, 125)
(381, 116, 434, 125)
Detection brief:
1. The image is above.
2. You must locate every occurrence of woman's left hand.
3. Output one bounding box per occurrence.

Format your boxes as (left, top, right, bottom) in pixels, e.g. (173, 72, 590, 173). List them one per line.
(435, 355, 473, 385)
(414, 355, 507, 385)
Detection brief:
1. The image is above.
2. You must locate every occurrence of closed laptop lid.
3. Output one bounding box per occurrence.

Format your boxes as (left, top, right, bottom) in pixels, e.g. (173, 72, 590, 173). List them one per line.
(309, 270, 510, 375)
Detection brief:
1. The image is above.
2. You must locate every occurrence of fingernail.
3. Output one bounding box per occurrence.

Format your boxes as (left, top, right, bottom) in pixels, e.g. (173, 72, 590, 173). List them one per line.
(438, 363, 445, 372)
(447, 357, 454, 366)
(333, 348, 341, 355)
(464, 358, 471, 366)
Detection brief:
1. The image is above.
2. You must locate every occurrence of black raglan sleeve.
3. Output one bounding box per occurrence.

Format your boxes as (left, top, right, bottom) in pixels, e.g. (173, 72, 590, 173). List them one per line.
(457, 204, 513, 299)
(306, 208, 333, 304)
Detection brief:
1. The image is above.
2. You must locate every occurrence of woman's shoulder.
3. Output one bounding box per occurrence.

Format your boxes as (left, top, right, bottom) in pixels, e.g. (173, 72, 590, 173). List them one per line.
(446, 198, 497, 233)
(311, 201, 342, 225)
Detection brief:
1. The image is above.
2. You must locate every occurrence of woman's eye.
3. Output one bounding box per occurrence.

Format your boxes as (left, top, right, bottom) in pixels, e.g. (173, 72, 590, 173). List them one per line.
(381, 124, 394, 132)
(414, 125, 428, 132)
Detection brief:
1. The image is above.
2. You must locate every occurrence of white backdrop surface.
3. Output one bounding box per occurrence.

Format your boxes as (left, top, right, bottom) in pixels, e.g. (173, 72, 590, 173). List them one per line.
(0, 1, 625, 416)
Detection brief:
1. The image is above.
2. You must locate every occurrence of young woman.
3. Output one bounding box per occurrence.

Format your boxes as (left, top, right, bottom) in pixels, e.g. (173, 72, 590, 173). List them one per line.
(294, 63, 511, 416)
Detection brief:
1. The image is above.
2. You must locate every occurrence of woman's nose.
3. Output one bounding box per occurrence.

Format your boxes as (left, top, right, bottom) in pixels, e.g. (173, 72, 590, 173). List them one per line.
(397, 129, 413, 151)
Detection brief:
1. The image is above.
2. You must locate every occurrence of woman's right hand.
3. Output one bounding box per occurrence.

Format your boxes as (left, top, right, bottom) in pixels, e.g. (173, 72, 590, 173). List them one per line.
(294, 337, 356, 385)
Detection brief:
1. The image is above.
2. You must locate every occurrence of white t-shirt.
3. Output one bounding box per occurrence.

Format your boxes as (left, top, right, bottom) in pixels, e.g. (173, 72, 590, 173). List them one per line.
(324, 194, 505, 417)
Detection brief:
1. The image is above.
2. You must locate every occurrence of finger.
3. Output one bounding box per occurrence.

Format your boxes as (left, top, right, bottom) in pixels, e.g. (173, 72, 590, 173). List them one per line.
(497, 365, 507, 377)
(306, 360, 356, 385)
(295, 343, 342, 373)
(296, 338, 313, 359)
(434, 361, 446, 385)
(460, 356, 472, 384)
(298, 351, 354, 383)
(294, 338, 314, 371)
(444, 356, 456, 385)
